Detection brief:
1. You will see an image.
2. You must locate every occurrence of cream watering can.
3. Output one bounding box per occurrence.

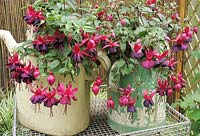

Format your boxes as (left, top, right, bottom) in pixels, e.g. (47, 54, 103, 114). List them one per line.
(0, 29, 111, 136)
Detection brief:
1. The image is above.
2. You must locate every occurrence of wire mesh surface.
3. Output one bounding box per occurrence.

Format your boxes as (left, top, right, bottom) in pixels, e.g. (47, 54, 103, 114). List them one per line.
(14, 96, 191, 136)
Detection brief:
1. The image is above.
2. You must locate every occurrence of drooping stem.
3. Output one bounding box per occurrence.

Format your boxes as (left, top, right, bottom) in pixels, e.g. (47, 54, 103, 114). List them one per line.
(64, 104, 67, 115)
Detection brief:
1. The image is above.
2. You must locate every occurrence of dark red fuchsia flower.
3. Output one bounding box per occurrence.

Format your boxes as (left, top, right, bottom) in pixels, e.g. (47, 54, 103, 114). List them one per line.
(32, 36, 52, 53)
(92, 76, 103, 96)
(23, 6, 45, 26)
(52, 30, 66, 51)
(16, 60, 36, 84)
(127, 98, 137, 113)
(143, 90, 155, 108)
(141, 49, 156, 69)
(29, 85, 46, 105)
(106, 14, 114, 22)
(107, 96, 115, 109)
(72, 43, 89, 63)
(57, 82, 78, 114)
(170, 73, 186, 91)
(103, 41, 120, 53)
(171, 13, 179, 20)
(130, 39, 144, 59)
(156, 78, 173, 96)
(6, 53, 24, 72)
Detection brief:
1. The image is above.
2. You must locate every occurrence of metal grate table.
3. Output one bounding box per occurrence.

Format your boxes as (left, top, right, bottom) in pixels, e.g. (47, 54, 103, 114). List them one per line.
(13, 98, 191, 136)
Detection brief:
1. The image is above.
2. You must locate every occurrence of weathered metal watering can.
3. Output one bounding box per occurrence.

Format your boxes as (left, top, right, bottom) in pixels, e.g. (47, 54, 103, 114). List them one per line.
(0, 30, 111, 136)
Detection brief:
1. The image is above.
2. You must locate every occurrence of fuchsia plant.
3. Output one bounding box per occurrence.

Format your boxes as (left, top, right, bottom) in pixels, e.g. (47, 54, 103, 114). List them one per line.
(6, 0, 198, 116)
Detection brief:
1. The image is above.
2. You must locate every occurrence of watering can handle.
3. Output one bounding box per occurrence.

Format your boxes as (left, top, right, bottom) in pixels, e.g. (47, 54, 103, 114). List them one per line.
(0, 30, 23, 54)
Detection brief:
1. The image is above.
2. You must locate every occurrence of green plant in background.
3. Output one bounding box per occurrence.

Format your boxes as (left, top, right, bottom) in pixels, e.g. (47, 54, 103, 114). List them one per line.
(0, 91, 14, 136)
(174, 50, 200, 136)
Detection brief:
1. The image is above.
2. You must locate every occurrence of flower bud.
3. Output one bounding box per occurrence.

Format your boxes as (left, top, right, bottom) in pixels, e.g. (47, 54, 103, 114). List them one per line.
(174, 83, 181, 91)
(120, 19, 126, 26)
(193, 26, 198, 33)
(94, 76, 103, 86)
(92, 84, 100, 96)
(33, 68, 40, 79)
(107, 96, 115, 109)
(47, 71, 56, 86)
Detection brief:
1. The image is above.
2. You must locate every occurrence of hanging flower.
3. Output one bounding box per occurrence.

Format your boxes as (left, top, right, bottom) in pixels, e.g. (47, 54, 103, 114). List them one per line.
(130, 39, 144, 59)
(52, 30, 66, 51)
(147, 0, 157, 6)
(154, 50, 169, 68)
(141, 49, 156, 69)
(170, 73, 186, 91)
(32, 36, 50, 53)
(107, 96, 115, 109)
(72, 43, 89, 63)
(23, 6, 45, 26)
(127, 98, 137, 113)
(156, 78, 169, 96)
(92, 84, 100, 96)
(143, 90, 155, 108)
(161, 57, 177, 71)
(47, 71, 56, 86)
(94, 76, 103, 86)
(6, 53, 24, 72)
(29, 85, 46, 104)
(103, 41, 119, 53)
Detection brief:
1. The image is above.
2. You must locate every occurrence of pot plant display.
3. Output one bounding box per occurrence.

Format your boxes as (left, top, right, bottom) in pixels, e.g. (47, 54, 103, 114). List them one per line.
(3, 0, 197, 135)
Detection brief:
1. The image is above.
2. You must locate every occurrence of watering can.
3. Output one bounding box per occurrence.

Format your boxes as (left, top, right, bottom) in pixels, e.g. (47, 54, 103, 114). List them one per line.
(0, 30, 111, 136)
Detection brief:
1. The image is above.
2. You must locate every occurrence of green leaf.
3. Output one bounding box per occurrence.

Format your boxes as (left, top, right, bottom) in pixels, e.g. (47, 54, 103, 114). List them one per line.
(58, 68, 69, 74)
(66, 0, 77, 11)
(188, 109, 200, 121)
(120, 42, 126, 53)
(157, 13, 166, 21)
(134, 26, 147, 36)
(49, 60, 60, 70)
(82, 25, 96, 33)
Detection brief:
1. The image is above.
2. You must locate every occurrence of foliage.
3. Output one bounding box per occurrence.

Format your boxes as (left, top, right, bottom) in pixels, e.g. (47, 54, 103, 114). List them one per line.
(0, 90, 14, 136)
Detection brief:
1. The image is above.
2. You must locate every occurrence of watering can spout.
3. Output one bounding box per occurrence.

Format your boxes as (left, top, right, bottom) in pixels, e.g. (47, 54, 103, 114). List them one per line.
(0, 30, 22, 53)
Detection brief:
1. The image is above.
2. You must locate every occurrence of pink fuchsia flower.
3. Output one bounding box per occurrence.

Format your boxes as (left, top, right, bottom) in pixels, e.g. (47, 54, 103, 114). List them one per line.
(170, 73, 186, 91)
(92, 84, 100, 96)
(57, 82, 78, 114)
(119, 84, 134, 96)
(147, 0, 157, 6)
(72, 43, 89, 63)
(6, 53, 24, 72)
(141, 49, 156, 69)
(143, 90, 156, 108)
(107, 96, 115, 109)
(29, 85, 46, 104)
(127, 97, 137, 113)
(119, 95, 129, 106)
(106, 14, 114, 22)
(47, 71, 56, 86)
(130, 39, 144, 59)
(23, 6, 45, 26)
(103, 41, 119, 53)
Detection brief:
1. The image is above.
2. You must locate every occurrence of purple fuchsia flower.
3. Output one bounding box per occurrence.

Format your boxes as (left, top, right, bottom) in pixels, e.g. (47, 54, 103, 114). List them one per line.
(52, 30, 66, 51)
(47, 71, 56, 86)
(32, 36, 50, 53)
(43, 89, 59, 117)
(29, 85, 46, 105)
(57, 82, 78, 114)
(154, 50, 169, 68)
(172, 27, 195, 52)
(16, 60, 36, 84)
(119, 84, 134, 96)
(72, 43, 89, 63)
(143, 90, 156, 108)
(107, 96, 115, 109)
(103, 41, 120, 53)
(141, 49, 156, 69)
(127, 97, 137, 113)
(161, 57, 177, 71)
(6, 53, 24, 72)
(130, 39, 144, 59)
(23, 6, 45, 26)
(170, 73, 186, 91)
